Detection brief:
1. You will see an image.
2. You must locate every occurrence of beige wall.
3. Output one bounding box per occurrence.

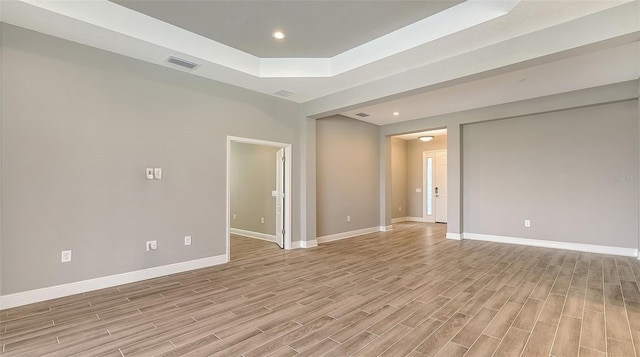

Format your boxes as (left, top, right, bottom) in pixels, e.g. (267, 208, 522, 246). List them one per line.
(1, 25, 301, 294)
(230, 142, 278, 236)
(316, 115, 380, 236)
(391, 138, 407, 219)
(406, 136, 447, 218)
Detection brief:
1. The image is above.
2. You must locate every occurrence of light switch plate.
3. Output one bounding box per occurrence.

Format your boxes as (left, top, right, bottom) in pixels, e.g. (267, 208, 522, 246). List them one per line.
(146, 240, 157, 251)
(146, 168, 154, 179)
(154, 168, 162, 180)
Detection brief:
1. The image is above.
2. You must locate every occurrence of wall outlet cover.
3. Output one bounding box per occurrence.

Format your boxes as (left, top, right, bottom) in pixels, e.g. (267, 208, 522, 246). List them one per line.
(61, 250, 72, 263)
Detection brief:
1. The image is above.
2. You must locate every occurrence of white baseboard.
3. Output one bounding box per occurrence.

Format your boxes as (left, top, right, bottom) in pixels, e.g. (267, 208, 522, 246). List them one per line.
(379, 225, 393, 232)
(0, 255, 228, 310)
(318, 226, 380, 243)
(230, 228, 276, 242)
(391, 217, 431, 224)
(292, 240, 318, 249)
(446, 233, 462, 240)
(463, 233, 638, 257)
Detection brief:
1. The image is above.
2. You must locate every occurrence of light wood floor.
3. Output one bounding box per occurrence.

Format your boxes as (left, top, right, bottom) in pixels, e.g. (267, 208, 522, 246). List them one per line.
(2, 222, 640, 357)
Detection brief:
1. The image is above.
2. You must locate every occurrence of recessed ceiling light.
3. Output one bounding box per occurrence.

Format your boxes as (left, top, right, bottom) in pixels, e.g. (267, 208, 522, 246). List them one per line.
(273, 31, 285, 40)
(393, 112, 399, 116)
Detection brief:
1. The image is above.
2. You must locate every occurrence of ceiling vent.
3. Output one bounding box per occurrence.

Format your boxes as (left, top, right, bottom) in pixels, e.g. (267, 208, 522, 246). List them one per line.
(167, 56, 199, 69)
(355, 112, 370, 118)
(274, 89, 295, 97)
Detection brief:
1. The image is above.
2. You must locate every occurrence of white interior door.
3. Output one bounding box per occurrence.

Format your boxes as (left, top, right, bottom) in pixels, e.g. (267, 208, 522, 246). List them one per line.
(423, 152, 436, 222)
(435, 151, 447, 223)
(275, 148, 285, 249)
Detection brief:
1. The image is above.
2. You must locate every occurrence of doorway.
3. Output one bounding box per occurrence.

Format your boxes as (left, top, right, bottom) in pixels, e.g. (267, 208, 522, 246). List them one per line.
(423, 149, 447, 223)
(227, 137, 292, 262)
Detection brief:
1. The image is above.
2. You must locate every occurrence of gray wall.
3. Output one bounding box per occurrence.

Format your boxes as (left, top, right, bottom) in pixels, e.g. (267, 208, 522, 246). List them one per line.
(316, 115, 380, 236)
(391, 138, 407, 219)
(1, 24, 301, 294)
(230, 142, 278, 236)
(463, 101, 638, 248)
(0, 24, 3, 295)
(381, 81, 639, 238)
(406, 135, 447, 218)
(380, 80, 639, 247)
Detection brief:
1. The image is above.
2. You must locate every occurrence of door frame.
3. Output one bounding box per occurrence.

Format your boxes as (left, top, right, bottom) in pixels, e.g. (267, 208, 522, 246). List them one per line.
(226, 136, 292, 261)
(422, 149, 447, 223)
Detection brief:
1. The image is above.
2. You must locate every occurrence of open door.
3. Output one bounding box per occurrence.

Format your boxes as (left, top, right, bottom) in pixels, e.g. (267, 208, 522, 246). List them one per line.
(275, 148, 285, 249)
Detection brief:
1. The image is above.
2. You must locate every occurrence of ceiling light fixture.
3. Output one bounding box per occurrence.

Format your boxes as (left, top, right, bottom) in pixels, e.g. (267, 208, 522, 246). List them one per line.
(272, 31, 285, 40)
(419, 136, 434, 142)
(393, 112, 399, 116)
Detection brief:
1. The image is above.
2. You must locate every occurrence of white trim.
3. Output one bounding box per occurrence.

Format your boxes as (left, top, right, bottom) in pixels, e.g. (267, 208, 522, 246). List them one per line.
(446, 233, 462, 240)
(380, 225, 393, 232)
(230, 228, 276, 242)
(391, 217, 430, 223)
(0, 255, 227, 310)
(463, 233, 638, 257)
(291, 240, 318, 249)
(318, 226, 380, 243)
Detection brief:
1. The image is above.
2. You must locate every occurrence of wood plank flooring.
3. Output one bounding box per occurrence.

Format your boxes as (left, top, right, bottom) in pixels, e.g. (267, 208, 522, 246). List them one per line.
(2, 222, 640, 356)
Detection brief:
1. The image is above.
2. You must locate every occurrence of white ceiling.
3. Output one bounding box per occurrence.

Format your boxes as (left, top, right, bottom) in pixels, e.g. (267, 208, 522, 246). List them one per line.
(343, 41, 640, 125)
(1, 0, 638, 125)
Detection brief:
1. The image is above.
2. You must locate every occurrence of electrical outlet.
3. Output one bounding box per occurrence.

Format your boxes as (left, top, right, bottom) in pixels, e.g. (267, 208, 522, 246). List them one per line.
(524, 220, 531, 228)
(61, 250, 72, 263)
(233, 214, 236, 220)
(347, 216, 351, 222)
(398, 206, 402, 211)
(146, 240, 157, 251)
(184, 236, 191, 246)
(261, 217, 265, 224)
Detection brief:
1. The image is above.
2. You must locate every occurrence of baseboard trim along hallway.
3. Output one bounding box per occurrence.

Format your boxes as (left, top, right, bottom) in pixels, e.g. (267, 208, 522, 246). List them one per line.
(0, 255, 227, 309)
(317, 226, 381, 243)
(463, 232, 638, 257)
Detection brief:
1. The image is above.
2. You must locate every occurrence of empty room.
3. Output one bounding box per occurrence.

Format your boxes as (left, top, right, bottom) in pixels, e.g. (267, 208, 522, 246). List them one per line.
(1, 1, 640, 356)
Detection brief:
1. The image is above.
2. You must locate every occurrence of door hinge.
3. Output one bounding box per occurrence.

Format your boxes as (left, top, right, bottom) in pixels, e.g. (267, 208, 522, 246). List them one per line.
(282, 229, 286, 235)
